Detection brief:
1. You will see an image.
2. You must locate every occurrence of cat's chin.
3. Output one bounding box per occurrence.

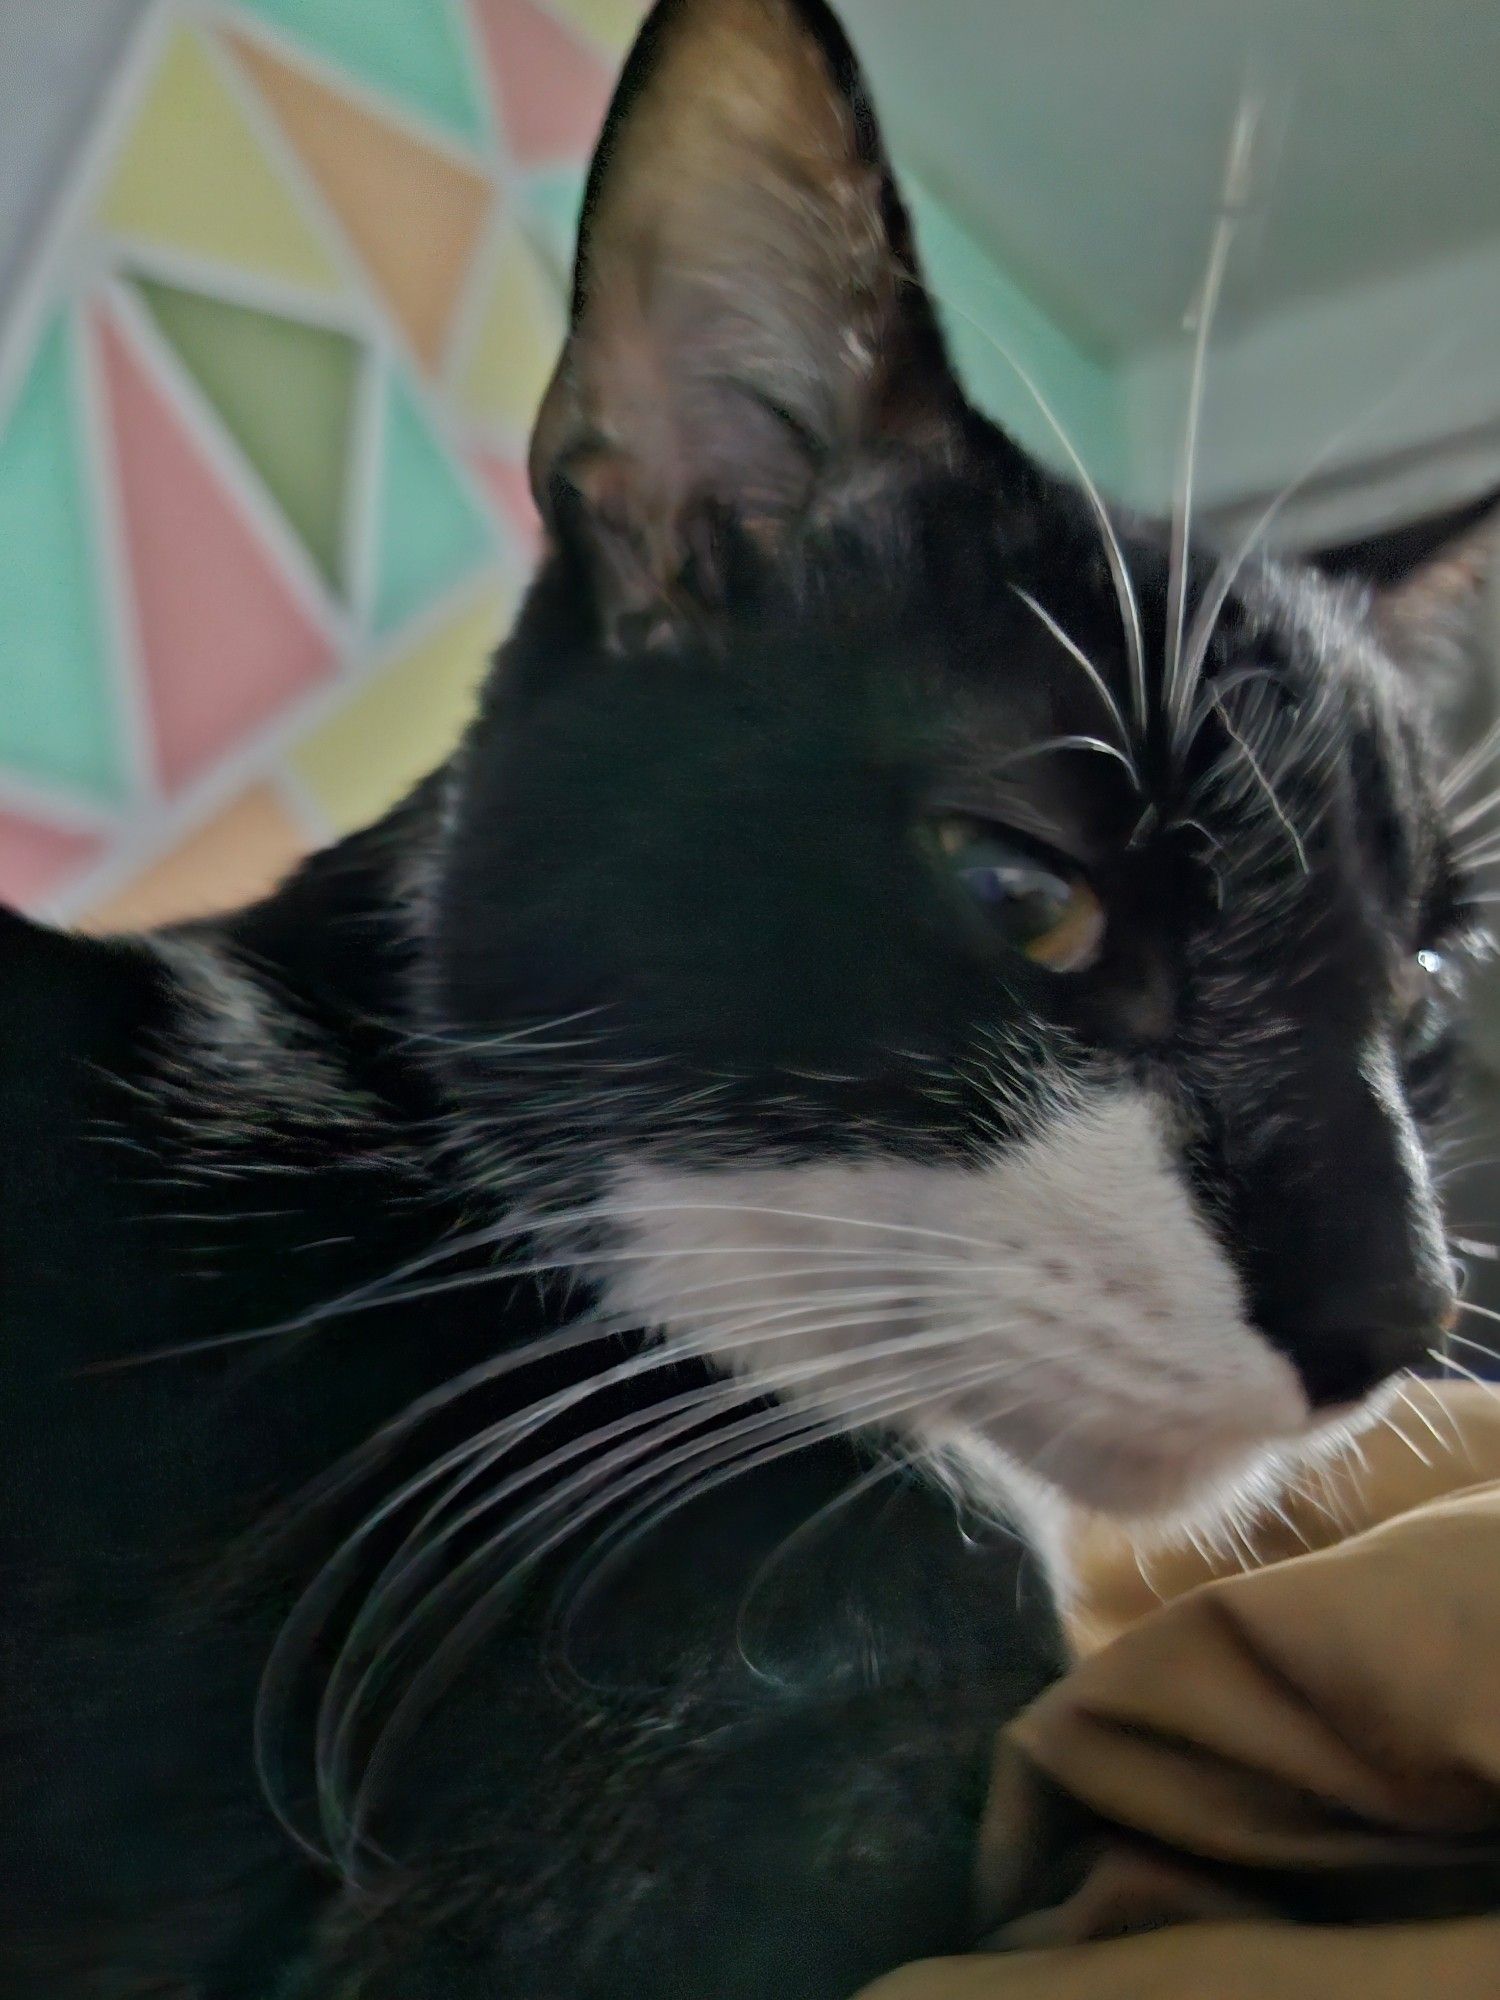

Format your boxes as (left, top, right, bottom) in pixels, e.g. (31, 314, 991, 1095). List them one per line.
(927, 1377, 1314, 1525)
(1051, 1429, 1303, 1520)
(598, 1090, 1317, 1530)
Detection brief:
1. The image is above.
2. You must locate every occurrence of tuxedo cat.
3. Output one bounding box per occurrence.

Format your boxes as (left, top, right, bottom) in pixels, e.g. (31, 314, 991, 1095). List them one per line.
(1, 1, 1483, 1995)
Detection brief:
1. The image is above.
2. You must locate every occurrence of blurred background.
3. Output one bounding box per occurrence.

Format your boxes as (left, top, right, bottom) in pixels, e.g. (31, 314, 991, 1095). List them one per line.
(2, 0, 1499, 1307)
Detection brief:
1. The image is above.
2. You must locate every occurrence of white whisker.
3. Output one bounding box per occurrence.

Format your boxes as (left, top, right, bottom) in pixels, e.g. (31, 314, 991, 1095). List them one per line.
(1179, 332, 1463, 723)
(1442, 714, 1500, 806)
(994, 734, 1142, 782)
(1408, 1375, 1477, 1466)
(1209, 692, 1309, 870)
(336, 1348, 1029, 1871)
(1393, 1380, 1453, 1457)
(1447, 785, 1500, 839)
(919, 283, 1147, 731)
(1451, 1235, 1500, 1261)
(1009, 586, 1140, 778)
(546, 1345, 1046, 1659)
(1165, 86, 1263, 751)
(1376, 1410, 1433, 1470)
(1428, 1346, 1500, 1405)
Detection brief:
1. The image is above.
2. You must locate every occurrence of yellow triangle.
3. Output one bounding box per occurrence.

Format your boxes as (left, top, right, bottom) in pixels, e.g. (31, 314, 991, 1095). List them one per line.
(292, 584, 514, 832)
(547, 0, 648, 54)
(455, 226, 566, 440)
(97, 26, 343, 296)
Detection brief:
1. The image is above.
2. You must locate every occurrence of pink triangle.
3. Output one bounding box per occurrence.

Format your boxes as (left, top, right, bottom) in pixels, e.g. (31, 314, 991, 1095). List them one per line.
(470, 0, 614, 163)
(97, 309, 335, 794)
(472, 447, 543, 559)
(0, 810, 102, 907)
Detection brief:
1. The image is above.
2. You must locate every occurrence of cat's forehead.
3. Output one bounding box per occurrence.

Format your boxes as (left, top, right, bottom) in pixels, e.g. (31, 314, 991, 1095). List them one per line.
(795, 447, 1456, 940)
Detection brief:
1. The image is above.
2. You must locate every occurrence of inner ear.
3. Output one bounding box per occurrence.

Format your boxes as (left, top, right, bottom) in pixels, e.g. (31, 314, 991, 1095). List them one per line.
(530, 0, 963, 638)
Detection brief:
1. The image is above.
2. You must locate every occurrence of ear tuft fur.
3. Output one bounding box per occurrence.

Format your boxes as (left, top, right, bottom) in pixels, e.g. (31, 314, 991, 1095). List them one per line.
(529, 0, 962, 642)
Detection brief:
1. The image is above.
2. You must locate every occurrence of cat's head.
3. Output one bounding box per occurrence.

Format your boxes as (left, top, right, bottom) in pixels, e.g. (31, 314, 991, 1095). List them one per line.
(426, 0, 1484, 1519)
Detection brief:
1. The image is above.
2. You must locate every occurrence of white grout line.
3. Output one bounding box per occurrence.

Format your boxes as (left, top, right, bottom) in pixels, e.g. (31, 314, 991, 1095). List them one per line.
(342, 337, 387, 644)
(101, 272, 353, 649)
(440, 194, 523, 408)
(75, 291, 160, 807)
(0, 0, 173, 429)
(185, 6, 408, 314)
(193, 1, 504, 396)
(366, 554, 517, 663)
(514, 166, 584, 302)
(200, 1, 495, 177)
(270, 759, 336, 846)
(380, 338, 517, 579)
(458, 224, 571, 461)
(448, 0, 506, 167)
(40, 566, 512, 924)
(440, 201, 507, 422)
(104, 233, 370, 340)
(4, 0, 538, 913)
(0, 769, 122, 834)
(442, 0, 527, 402)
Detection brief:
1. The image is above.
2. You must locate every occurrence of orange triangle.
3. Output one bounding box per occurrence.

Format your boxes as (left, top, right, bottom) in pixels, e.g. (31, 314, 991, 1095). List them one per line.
(225, 27, 492, 372)
(80, 785, 310, 931)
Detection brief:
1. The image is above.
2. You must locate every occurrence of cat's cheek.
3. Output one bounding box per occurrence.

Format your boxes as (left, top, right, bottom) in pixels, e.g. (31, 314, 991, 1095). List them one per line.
(900, 1094, 1311, 1519)
(589, 1090, 1308, 1523)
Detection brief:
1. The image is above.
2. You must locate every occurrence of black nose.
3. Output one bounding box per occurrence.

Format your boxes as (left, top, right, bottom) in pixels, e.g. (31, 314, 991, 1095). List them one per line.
(1265, 1280, 1455, 1411)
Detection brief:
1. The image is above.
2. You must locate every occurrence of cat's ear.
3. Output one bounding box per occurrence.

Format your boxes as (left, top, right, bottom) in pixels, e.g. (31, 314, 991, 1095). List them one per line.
(1375, 519, 1497, 681)
(529, 0, 963, 640)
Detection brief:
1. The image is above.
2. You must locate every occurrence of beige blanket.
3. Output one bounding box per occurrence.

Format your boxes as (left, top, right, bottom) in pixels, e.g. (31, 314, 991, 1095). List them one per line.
(858, 1384, 1500, 1999)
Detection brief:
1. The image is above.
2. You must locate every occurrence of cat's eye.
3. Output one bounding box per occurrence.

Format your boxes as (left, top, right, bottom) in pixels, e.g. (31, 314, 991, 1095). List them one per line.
(933, 816, 1105, 972)
(1400, 941, 1465, 1039)
(1397, 946, 1452, 1021)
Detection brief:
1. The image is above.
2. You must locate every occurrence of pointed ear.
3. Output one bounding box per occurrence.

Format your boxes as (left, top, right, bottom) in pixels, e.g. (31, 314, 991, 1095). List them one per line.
(1373, 504, 1499, 692)
(529, 0, 963, 639)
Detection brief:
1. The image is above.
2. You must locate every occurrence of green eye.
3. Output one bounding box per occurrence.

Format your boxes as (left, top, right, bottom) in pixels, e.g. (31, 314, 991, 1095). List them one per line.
(934, 815, 1105, 972)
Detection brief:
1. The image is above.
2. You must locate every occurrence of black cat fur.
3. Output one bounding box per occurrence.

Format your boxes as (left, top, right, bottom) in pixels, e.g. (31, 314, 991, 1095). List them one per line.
(1, 1, 1479, 1995)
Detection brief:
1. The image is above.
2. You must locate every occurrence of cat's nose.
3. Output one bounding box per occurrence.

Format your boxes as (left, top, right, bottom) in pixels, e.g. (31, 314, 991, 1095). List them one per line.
(1266, 1277, 1457, 1411)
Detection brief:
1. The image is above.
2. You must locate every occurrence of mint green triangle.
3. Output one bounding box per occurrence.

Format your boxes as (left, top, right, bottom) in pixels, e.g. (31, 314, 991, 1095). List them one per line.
(371, 370, 493, 636)
(234, 0, 490, 148)
(518, 165, 587, 287)
(0, 315, 125, 806)
(135, 277, 359, 594)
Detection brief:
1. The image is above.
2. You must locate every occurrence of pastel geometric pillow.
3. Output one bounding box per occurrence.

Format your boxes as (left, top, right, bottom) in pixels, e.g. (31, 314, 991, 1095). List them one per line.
(0, 0, 646, 925)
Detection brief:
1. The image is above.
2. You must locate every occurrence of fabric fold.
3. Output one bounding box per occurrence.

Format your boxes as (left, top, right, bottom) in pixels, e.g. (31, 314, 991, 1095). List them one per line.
(854, 1384, 1500, 1998)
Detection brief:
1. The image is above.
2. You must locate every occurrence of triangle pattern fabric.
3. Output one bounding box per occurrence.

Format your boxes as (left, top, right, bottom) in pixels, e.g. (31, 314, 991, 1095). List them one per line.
(516, 165, 586, 283)
(471, 0, 614, 164)
(471, 449, 542, 561)
(97, 26, 342, 296)
(226, 28, 491, 372)
(97, 308, 336, 794)
(0, 314, 126, 807)
(370, 368, 495, 638)
(543, 0, 647, 54)
(81, 784, 310, 931)
(0, 810, 103, 909)
(231, 0, 491, 149)
(454, 225, 565, 441)
(134, 277, 359, 596)
(294, 584, 512, 833)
